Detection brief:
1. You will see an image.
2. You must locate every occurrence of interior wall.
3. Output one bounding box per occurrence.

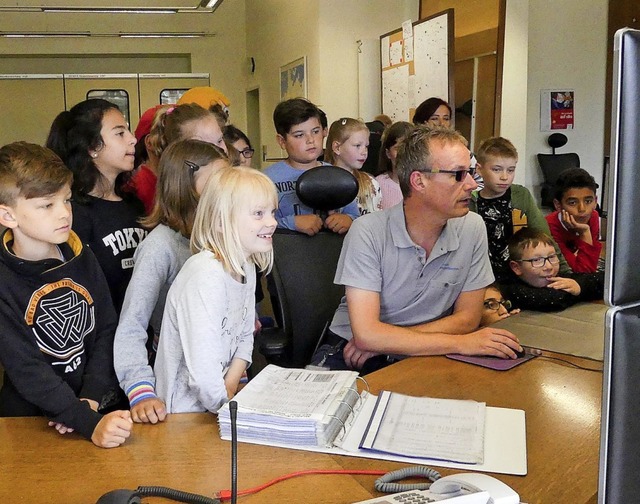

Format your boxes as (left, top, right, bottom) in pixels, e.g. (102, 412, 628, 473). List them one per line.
(0, 1, 247, 126)
(499, 0, 528, 186)
(420, 0, 499, 36)
(524, 0, 608, 200)
(245, 0, 320, 165)
(317, 0, 419, 126)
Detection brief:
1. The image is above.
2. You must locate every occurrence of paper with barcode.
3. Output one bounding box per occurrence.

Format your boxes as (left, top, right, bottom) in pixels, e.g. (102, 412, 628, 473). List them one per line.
(359, 391, 486, 464)
(227, 364, 358, 421)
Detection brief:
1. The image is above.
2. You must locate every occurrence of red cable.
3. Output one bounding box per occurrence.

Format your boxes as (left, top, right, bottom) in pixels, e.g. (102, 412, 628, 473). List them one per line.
(216, 469, 387, 500)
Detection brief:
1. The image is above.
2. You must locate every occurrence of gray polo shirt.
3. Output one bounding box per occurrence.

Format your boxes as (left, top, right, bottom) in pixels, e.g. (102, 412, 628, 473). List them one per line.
(329, 203, 494, 340)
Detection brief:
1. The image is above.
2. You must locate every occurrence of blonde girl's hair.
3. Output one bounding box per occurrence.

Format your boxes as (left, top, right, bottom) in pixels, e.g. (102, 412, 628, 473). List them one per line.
(147, 103, 217, 158)
(324, 118, 374, 210)
(141, 139, 228, 237)
(190, 166, 277, 277)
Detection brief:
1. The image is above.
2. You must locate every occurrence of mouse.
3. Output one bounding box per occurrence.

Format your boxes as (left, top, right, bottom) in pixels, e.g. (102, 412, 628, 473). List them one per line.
(514, 347, 526, 359)
(95, 489, 141, 504)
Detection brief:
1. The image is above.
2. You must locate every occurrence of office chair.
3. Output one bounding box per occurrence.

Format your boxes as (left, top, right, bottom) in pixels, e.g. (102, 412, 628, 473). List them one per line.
(537, 133, 580, 208)
(362, 120, 385, 176)
(257, 166, 358, 368)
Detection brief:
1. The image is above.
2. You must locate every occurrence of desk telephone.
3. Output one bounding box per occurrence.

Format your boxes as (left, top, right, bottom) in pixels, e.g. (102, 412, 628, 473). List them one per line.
(352, 473, 520, 504)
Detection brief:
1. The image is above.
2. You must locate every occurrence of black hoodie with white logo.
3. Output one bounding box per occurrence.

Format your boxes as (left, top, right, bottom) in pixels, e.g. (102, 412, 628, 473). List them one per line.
(0, 229, 118, 439)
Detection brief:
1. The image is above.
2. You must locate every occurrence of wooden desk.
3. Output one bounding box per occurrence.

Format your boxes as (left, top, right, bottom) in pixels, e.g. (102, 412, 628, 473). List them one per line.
(0, 352, 602, 504)
(353, 353, 603, 504)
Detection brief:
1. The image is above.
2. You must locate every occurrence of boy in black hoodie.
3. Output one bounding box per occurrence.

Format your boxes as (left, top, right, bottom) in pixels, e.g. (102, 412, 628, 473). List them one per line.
(0, 142, 132, 448)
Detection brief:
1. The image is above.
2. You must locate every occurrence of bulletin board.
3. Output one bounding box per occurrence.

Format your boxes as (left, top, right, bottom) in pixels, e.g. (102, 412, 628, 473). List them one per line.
(380, 9, 454, 122)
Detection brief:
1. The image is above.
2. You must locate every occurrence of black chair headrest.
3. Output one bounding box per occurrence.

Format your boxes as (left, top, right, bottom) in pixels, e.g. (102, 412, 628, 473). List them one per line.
(296, 165, 359, 212)
(365, 120, 386, 134)
(547, 133, 568, 149)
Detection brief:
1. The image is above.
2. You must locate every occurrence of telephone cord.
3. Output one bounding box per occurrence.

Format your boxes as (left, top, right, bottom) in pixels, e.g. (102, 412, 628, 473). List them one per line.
(374, 465, 441, 493)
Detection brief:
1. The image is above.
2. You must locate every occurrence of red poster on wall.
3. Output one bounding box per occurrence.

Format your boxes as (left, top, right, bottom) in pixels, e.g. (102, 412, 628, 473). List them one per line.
(550, 91, 574, 129)
(540, 89, 575, 131)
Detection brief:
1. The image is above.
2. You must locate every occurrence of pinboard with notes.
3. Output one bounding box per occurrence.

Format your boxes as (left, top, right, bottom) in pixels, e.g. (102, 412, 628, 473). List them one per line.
(380, 9, 454, 122)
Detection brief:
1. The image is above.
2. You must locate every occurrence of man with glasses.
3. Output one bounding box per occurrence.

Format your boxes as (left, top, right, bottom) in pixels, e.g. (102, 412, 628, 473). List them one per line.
(501, 227, 604, 312)
(311, 126, 523, 373)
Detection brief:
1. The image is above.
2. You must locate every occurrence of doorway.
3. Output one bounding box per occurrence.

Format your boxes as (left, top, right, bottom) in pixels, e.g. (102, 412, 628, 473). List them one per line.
(246, 87, 261, 169)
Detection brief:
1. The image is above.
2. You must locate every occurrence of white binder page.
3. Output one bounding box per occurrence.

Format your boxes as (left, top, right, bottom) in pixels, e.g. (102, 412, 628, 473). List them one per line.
(226, 365, 358, 421)
(359, 391, 485, 464)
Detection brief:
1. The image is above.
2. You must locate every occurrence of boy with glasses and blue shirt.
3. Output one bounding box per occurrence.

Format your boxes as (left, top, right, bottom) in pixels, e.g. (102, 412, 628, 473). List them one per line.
(501, 228, 603, 311)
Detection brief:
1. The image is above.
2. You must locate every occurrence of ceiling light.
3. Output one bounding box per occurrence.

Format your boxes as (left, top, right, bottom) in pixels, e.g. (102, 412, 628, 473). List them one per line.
(0, 2, 224, 14)
(0, 31, 91, 38)
(119, 32, 210, 38)
(41, 8, 179, 13)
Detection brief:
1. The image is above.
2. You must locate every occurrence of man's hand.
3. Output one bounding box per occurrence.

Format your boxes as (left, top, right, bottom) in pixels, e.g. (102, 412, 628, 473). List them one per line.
(458, 327, 522, 359)
(130, 397, 167, 424)
(91, 410, 133, 448)
(547, 277, 581, 295)
(294, 214, 323, 236)
(324, 213, 352, 235)
(343, 339, 379, 370)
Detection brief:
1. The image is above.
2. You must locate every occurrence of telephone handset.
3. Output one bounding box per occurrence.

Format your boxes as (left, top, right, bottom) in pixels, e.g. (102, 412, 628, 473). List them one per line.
(352, 472, 519, 504)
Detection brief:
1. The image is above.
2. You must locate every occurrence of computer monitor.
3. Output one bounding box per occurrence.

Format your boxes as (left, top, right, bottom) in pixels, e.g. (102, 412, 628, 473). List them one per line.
(599, 28, 640, 502)
(599, 304, 640, 502)
(604, 28, 640, 306)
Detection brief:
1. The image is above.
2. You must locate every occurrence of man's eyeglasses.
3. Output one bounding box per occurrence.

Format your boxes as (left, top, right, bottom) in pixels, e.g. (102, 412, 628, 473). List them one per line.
(516, 254, 559, 268)
(239, 148, 255, 159)
(184, 160, 200, 172)
(483, 298, 512, 311)
(420, 166, 476, 182)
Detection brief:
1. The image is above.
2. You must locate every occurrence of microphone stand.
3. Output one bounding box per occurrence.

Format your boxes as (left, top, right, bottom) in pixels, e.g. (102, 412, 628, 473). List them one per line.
(229, 400, 238, 504)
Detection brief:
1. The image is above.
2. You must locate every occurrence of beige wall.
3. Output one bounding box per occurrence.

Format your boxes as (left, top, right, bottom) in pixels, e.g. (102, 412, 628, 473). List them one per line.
(317, 0, 419, 125)
(523, 0, 607, 199)
(245, 0, 321, 164)
(499, 0, 528, 186)
(0, 1, 247, 126)
(420, 0, 500, 36)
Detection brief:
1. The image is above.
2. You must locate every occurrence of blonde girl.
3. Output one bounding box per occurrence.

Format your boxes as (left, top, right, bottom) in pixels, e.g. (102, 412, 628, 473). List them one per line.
(325, 118, 382, 215)
(156, 166, 277, 414)
(114, 139, 229, 423)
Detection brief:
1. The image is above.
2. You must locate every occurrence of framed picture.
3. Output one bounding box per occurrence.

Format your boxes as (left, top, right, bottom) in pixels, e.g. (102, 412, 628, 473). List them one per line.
(280, 56, 307, 101)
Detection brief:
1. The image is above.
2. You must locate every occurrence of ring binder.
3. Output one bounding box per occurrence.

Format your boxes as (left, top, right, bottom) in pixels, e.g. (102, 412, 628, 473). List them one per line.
(345, 386, 363, 408)
(356, 375, 370, 392)
(327, 414, 347, 438)
(217, 364, 528, 476)
(338, 399, 355, 417)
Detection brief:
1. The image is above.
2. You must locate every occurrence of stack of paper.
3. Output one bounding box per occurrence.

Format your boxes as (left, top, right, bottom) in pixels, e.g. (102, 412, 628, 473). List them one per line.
(218, 365, 359, 447)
